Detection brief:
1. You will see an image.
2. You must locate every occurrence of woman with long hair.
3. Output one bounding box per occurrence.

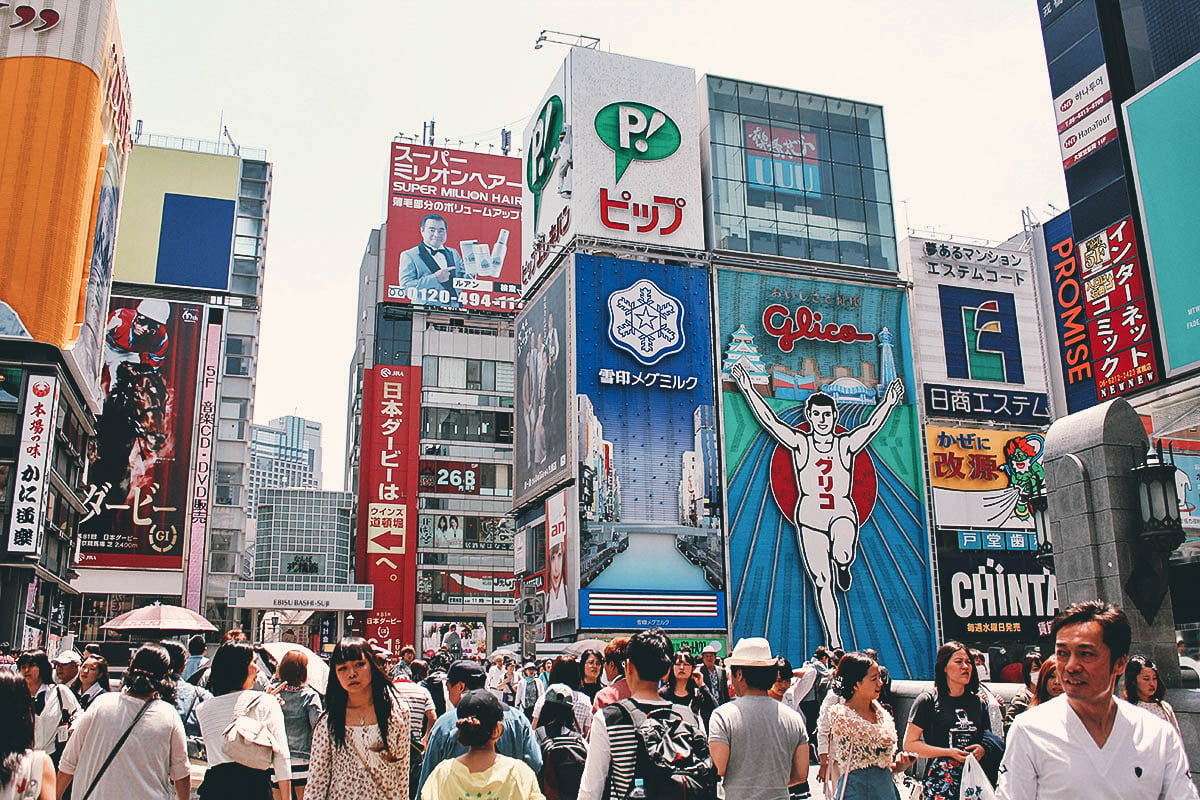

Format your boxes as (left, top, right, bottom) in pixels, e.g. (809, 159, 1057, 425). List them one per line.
(421, 690, 544, 800)
(269, 650, 324, 800)
(577, 650, 603, 701)
(306, 638, 410, 800)
(1033, 656, 1062, 705)
(1124, 655, 1183, 738)
(57, 643, 190, 800)
(824, 652, 916, 799)
(0, 671, 54, 800)
(658, 651, 717, 729)
(70, 654, 111, 711)
(196, 641, 291, 800)
(16, 650, 78, 767)
(903, 642, 991, 800)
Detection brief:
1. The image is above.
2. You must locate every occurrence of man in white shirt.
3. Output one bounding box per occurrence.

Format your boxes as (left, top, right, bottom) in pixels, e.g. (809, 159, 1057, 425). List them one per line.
(998, 600, 1197, 800)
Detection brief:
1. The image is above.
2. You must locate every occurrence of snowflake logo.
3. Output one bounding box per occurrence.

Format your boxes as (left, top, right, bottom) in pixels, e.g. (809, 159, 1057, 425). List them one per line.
(606, 279, 685, 366)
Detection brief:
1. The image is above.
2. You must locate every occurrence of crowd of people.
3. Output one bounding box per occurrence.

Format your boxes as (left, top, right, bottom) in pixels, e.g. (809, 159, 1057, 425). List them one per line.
(0, 599, 1196, 799)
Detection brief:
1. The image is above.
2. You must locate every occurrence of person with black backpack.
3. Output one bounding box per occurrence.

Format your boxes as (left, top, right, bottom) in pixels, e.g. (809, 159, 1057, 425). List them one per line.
(578, 629, 717, 800)
(709, 637, 810, 800)
(536, 684, 588, 800)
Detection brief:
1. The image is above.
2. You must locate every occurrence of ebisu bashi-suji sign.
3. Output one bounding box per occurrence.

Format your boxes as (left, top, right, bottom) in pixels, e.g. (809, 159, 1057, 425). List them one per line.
(521, 48, 704, 294)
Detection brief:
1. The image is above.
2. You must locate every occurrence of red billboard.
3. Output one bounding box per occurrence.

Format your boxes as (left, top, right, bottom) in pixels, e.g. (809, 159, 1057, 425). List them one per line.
(358, 365, 422, 651)
(79, 297, 205, 569)
(383, 143, 523, 313)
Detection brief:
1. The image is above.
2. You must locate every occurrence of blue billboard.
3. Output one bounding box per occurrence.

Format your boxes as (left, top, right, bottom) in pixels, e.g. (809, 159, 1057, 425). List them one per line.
(716, 266, 934, 678)
(574, 253, 725, 631)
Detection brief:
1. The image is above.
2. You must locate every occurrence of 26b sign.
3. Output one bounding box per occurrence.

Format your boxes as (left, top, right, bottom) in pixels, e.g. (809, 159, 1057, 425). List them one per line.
(419, 460, 480, 495)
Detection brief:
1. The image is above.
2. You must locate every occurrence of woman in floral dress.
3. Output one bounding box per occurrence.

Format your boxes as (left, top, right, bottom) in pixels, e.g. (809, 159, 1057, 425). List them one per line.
(825, 652, 915, 799)
(306, 638, 410, 800)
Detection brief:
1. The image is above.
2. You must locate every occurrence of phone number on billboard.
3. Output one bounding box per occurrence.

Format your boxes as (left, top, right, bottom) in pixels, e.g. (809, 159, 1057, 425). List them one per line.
(386, 285, 523, 312)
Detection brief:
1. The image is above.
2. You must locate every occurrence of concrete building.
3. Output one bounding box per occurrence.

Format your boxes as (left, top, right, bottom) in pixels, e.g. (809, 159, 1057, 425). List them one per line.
(72, 134, 272, 641)
(227, 488, 370, 647)
(249, 415, 322, 519)
(0, 0, 132, 652)
(346, 140, 523, 652)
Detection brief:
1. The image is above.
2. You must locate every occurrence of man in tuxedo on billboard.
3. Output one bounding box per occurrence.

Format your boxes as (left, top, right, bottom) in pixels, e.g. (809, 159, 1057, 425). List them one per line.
(398, 213, 468, 303)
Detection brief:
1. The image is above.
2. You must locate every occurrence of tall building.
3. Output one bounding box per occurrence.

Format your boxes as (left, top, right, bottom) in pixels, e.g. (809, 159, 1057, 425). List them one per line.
(227, 488, 370, 647)
(0, 0, 132, 651)
(345, 142, 522, 653)
(72, 134, 272, 643)
(249, 415, 322, 519)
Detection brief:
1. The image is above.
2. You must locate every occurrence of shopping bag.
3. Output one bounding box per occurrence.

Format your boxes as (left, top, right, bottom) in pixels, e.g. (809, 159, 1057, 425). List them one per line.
(959, 753, 997, 800)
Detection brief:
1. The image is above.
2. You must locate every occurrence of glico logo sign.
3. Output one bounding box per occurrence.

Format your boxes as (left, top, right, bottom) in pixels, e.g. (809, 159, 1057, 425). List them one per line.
(526, 95, 564, 228)
(594, 102, 680, 181)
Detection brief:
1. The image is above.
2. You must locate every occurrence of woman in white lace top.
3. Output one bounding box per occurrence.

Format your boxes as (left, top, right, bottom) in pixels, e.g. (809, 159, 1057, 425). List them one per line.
(825, 652, 916, 800)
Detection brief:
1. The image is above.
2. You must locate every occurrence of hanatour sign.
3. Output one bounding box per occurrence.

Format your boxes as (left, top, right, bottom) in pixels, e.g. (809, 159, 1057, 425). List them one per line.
(526, 94, 564, 229)
(593, 102, 681, 181)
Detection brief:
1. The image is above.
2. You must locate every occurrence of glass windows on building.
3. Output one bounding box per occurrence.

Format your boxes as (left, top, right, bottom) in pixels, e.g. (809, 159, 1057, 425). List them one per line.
(421, 355, 513, 394)
(376, 306, 413, 366)
(705, 77, 898, 270)
(420, 407, 513, 444)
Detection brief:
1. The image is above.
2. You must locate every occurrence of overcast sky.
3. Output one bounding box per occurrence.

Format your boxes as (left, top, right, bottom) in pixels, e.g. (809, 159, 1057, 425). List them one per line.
(117, 0, 1067, 490)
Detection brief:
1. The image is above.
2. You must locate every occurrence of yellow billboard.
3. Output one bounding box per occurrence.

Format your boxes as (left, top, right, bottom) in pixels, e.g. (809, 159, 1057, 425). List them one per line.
(925, 424, 1046, 531)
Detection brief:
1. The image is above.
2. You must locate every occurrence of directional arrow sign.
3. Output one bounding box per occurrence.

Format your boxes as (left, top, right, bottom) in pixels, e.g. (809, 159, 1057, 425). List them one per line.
(368, 529, 408, 553)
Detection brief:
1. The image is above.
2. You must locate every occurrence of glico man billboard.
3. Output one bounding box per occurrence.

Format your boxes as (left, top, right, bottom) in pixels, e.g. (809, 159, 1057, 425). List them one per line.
(575, 254, 725, 631)
(521, 48, 704, 293)
(382, 143, 523, 313)
(716, 267, 933, 678)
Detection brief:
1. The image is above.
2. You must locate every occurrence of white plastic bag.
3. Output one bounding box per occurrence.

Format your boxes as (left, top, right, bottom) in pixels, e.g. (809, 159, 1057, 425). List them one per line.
(959, 753, 997, 800)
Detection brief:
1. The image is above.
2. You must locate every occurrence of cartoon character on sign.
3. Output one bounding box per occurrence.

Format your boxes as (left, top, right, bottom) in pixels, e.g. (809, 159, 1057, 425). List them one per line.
(730, 363, 904, 649)
(982, 434, 1046, 533)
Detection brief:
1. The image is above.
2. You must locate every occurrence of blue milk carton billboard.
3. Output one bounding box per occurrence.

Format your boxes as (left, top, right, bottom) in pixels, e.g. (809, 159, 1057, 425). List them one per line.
(574, 254, 725, 631)
(717, 266, 934, 677)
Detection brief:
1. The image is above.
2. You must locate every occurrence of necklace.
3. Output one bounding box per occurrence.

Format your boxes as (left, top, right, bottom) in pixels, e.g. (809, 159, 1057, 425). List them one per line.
(347, 702, 372, 725)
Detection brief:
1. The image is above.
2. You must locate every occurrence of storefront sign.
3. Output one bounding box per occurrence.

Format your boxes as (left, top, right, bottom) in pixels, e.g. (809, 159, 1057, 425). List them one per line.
(7, 377, 59, 555)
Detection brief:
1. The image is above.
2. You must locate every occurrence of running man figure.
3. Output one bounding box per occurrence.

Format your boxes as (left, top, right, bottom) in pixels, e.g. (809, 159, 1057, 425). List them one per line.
(730, 363, 904, 648)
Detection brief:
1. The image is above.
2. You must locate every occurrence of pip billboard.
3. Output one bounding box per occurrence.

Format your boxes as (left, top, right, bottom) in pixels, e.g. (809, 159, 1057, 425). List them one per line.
(514, 270, 570, 507)
(358, 365, 422, 651)
(576, 255, 724, 631)
(926, 425, 1044, 531)
(383, 143, 522, 313)
(522, 48, 703, 291)
(717, 267, 933, 677)
(78, 297, 205, 569)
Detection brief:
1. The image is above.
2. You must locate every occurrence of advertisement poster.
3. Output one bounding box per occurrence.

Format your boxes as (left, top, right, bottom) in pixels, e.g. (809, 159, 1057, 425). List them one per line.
(79, 297, 204, 569)
(417, 570, 517, 606)
(6, 377, 60, 555)
(744, 121, 822, 195)
(575, 254, 725, 631)
(545, 488, 570, 623)
(358, 365, 422, 650)
(938, 550, 1058, 641)
(514, 270, 570, 507)
(1173, 449, 1200, 532)
(383, 143, 522, 313)
(717, 267, 933, 677)
(926, 425, 1044, 531)
(421, 619, 487, 659)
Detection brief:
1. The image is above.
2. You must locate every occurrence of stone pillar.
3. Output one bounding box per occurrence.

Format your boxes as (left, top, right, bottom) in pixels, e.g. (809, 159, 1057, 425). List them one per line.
(1043, 397, 1181, 687)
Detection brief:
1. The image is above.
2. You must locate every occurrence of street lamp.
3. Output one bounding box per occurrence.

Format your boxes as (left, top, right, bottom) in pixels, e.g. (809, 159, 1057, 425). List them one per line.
(1125, 441, 1185, 622)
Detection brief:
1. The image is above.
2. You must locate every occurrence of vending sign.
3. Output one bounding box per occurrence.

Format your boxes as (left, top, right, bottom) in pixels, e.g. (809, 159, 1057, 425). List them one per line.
(383, 143, 523, 313)
(6, 377, 60, 555)
(358, 366, 422, 648)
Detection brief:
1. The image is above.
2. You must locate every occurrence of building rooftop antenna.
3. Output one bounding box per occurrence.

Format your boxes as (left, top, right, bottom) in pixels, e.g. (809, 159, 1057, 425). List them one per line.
(534, 29, 600, 50)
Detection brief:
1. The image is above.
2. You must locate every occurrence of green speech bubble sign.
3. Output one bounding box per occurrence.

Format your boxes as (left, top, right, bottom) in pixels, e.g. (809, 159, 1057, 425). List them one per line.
(526, 94, 564, 228)
(594, 102, 681, 182)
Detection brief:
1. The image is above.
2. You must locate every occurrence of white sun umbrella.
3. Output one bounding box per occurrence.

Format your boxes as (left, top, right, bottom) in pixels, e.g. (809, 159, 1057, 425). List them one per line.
(261, 642, 329, 695)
